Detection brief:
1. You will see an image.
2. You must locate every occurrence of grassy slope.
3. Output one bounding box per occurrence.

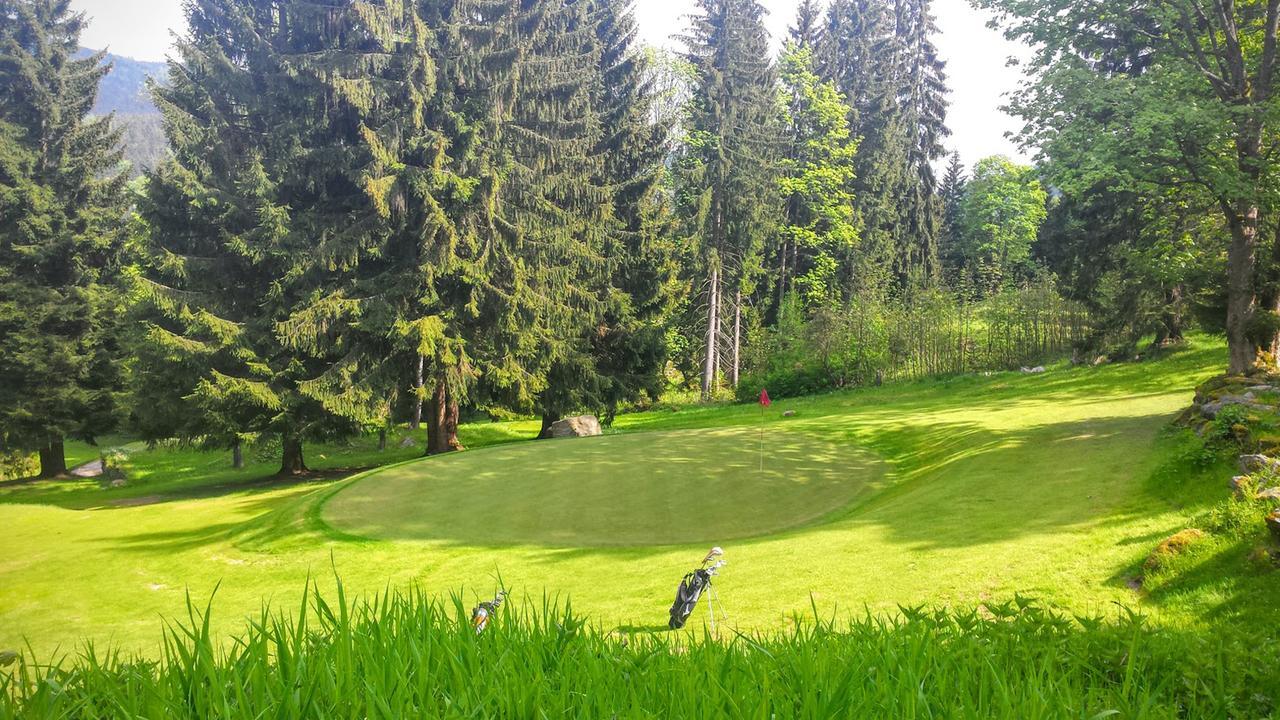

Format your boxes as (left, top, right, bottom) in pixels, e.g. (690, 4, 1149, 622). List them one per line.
(1, 336, 1273, 657)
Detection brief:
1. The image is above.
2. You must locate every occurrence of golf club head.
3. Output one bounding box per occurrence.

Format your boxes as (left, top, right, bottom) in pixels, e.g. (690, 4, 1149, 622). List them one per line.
(703, 547, 724, 564)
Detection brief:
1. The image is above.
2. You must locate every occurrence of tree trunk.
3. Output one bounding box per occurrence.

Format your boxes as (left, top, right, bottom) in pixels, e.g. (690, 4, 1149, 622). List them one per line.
(232, 439, 244, 469)
(701, 266, 720, 401)
(426, 379, 464, 455)
(1226, 203, 1260, 375)
(378, 428, 387, 451)
(37, 437, 66, 478)
(732, 290, 742, 388)
(410, 354, 425, 430)
(279, 436, 307, 476)
(538, 413, 560, 439)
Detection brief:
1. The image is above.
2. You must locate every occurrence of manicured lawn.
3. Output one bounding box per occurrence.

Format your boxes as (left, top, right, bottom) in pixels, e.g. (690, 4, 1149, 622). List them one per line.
(1, 335, 1275, 658)
(323, 428, 885, 545)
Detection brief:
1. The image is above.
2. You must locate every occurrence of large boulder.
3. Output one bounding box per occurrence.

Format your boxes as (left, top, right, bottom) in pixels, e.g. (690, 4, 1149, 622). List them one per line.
(548, 415, 602, 439)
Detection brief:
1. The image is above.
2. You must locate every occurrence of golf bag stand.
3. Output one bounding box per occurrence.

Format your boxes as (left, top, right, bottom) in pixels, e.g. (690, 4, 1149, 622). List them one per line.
(667, 547, 727, 631)
(471, 590, 508, 634)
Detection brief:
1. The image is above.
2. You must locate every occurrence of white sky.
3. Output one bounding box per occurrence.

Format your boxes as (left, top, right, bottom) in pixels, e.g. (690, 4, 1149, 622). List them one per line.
(73, 0, 1031, 167)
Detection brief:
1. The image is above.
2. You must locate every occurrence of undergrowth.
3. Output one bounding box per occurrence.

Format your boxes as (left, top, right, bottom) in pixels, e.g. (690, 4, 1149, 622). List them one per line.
(2, 581, 1277, 719)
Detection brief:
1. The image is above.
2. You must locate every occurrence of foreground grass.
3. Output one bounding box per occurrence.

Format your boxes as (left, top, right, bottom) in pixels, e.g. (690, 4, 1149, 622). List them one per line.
(2, 335, 1277, 658)
(2, 583, 1276, 719)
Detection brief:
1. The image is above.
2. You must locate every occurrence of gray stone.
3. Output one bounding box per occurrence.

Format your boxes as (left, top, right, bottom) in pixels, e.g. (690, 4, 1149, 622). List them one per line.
(549, 415, 602, 439)
(109, 478, 127, 488)
(398, 436, 417, 449)
(1257, 487, 1280, 501)
(1202, 396, 1265, 419)
(1021, 366, 1046, 374)
(782, 410, 797, 418)
(1238, 454, 1280, 475)
(1231, 475, 1255, 497)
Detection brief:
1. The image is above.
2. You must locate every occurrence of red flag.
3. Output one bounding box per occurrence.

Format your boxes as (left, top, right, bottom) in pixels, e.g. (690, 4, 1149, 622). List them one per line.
(759, 388, 771, 407)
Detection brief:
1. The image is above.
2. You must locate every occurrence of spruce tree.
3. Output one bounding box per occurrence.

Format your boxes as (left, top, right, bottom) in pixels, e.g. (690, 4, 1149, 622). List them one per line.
(139, 0, 431, 474)
(890, 0, 949, 283)
(790, 0, 825, 48)
(679, 0, 781, 399)
(818, 0, 904, 294)
(937, 151, 966, 285)
(0, 0, 128, 477)
(535, 0, 678, 431)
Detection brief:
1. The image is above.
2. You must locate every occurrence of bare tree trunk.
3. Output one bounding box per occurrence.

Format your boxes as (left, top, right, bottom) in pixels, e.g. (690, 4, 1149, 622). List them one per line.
(279, 435, 307, 476)
(378, 428, 387, 451)
(232, 439, 244, 469)
(37, 436, 66, 478)
(426, 379, 464, 455)
(701, 266, 720, 401)
(732, 290, 742, 387)
(410, 354, 425, 430)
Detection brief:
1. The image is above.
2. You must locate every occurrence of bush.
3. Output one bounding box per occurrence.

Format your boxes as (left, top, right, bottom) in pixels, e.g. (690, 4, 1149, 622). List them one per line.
(739, 280, 1086, 402)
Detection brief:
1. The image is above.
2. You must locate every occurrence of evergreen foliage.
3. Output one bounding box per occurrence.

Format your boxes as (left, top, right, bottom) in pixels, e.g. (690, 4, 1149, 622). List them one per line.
(0, 0, 128, 477)
(678, 0, 782, 400)
(137, 0, 430, 474)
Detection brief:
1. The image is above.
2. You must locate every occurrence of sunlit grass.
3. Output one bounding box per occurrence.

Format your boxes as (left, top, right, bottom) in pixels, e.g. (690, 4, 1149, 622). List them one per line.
(2, 581, 1275, 718)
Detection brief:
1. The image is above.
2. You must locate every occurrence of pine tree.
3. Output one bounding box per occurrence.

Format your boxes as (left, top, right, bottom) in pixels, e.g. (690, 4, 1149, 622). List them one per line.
(139, 0, 431, 474)
(817, 0, 949, 291)
(0, 0, 128, 477)
(891, 0, 949, 282)
(790, 0, 825, 48)
(535, 0, 679, 432)
(678, 0, 781, 399)
(818, 0, 903, 294)
(937, 151, 966, 285)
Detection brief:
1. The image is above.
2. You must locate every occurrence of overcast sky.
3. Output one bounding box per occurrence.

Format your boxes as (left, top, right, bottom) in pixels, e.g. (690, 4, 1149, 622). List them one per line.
(72, 0, 1031, 167)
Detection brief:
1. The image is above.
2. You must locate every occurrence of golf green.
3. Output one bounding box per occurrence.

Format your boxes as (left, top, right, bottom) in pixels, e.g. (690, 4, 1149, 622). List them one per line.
(322, 428, 886, 546)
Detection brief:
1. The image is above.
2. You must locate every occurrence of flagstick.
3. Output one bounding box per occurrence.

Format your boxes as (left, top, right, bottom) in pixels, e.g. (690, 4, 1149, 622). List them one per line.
(759, 402, 764, 473)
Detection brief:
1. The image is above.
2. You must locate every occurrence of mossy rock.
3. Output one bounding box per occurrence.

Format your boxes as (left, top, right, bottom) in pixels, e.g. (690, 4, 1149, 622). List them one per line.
(1195, 375, 1255, 403)
(1143, 529, 1206, 575)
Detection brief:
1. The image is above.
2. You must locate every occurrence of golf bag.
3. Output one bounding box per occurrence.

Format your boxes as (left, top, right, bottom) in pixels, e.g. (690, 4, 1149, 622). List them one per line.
(471, 590, 507, 634)
(668, 547, 725, 630)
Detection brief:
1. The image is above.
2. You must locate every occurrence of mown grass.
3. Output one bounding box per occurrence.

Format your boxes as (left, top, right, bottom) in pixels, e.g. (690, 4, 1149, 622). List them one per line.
(323, 427, 886, 546)
(2, 334, 1278, 661)
(2, 581, 1276, 719)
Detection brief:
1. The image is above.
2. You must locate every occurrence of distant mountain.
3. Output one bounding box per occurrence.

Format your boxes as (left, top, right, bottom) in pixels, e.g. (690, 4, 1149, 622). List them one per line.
(76, 49, 166, 174)
(77, 48, 166, 116)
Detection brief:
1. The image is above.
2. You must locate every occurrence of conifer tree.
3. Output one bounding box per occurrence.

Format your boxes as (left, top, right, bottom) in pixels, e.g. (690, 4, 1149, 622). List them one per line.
(790, 0, 825, 48)
(535, 0, 678, 431)
(0, 0, 128, 477)
(139, 0, 431, 474)
(818, 0, 904, 293)
(937, 151, 966, 285)
(678, 0, 781, 399)
(890, 0, 948, 282)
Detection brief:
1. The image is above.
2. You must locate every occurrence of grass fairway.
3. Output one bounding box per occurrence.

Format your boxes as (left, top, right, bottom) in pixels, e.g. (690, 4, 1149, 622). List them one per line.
(323, 428, 885, 545)
(2, 335, 1277, 658)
